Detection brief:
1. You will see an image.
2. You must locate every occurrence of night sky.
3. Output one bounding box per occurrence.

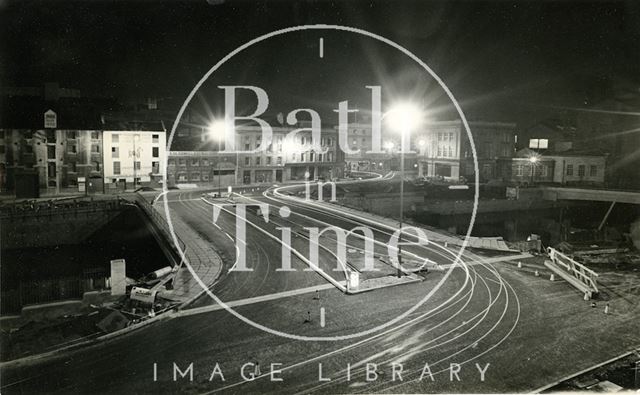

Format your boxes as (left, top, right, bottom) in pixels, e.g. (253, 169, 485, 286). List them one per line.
(2, 0, 639, 127)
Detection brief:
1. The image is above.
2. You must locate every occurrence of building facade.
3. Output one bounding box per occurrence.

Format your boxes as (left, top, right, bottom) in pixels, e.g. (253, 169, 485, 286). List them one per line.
(341, 120, 516, 182)
(545, 151, 606, 186)
(102, 131, 166, 190)
(497, 149, 555, 185)
(0, 130, 104, 193)
(496, 148, 607, 186)
(166, 125, 345, 187)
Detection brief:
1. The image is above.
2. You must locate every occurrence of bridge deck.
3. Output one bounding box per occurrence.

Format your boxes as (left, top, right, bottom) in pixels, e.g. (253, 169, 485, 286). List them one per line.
(541, 186, 640, 205)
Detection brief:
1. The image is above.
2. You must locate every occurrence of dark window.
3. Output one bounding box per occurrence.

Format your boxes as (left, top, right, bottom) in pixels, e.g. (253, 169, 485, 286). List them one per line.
(578, 165, 585, 177)
(590, 165, 597, 177)
(152, 147, 159, 157)
(566, 164, 573, 176)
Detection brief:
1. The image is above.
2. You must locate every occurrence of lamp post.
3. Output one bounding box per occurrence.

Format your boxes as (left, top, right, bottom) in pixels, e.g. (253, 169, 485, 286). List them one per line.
(208, 120, 227, 195)
(529, 155, 538, 186)
(129, 134, 141, 190)
(384, 103, 423, 278)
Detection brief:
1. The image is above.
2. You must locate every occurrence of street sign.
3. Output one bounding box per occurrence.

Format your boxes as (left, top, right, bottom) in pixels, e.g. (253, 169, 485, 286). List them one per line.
(44, 109, 57, 129)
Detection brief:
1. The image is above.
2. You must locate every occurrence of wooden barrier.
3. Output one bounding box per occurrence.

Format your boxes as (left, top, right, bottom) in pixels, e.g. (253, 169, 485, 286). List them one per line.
(545, 247, 599, 298)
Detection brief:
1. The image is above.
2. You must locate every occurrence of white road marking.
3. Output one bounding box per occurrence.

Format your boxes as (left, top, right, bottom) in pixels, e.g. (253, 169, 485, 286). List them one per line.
(174, 283, 340, 318)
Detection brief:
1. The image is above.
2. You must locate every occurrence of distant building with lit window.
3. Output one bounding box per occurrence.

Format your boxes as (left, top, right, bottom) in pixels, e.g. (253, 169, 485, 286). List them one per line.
(343, 120, 516, 182)
(166, 122, 344, 187)
(496, 147, 606, 186)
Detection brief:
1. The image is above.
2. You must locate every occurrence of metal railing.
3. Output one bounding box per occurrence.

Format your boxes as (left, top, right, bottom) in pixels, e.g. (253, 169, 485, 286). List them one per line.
(0, 198, 123, 219)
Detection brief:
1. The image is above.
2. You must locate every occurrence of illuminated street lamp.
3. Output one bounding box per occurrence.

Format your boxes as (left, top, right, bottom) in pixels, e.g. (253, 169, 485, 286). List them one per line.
(384, 141, 395, 151)
(208, 120, 227, 193)
(528, 155, 539, 185)
(384, 102, 424, 278)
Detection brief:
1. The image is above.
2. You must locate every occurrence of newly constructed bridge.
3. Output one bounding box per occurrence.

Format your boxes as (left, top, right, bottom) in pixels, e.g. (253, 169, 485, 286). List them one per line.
(541, 186, 640, 205)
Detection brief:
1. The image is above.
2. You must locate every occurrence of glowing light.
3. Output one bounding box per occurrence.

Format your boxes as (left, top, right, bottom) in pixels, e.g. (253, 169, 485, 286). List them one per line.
(282, 137, 302, 153)
(418, 139, 426, 147)
(384, 141, 395, 150)
(207, 120, 227, 140)
(385, 102, 423, 132)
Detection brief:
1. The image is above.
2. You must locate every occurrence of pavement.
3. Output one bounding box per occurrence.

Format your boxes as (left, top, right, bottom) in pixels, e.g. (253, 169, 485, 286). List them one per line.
(133, 192, 223, 304)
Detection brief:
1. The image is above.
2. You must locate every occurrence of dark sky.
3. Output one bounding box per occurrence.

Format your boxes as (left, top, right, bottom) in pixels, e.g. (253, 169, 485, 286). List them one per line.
(2, 0, 639, 127)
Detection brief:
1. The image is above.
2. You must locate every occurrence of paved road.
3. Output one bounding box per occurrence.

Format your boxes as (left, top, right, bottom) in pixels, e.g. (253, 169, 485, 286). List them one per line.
(1, 182, 639, 394)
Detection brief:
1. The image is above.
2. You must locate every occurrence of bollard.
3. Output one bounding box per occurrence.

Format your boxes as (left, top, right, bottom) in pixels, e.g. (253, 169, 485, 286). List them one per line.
(604, 303, 609, 315)
(517, 261, 522, 268)
(550, 274, 555, 282)
(534, 270, 540, 277)
(584, 292, 590, 301)
(444, 242, 448, 248)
